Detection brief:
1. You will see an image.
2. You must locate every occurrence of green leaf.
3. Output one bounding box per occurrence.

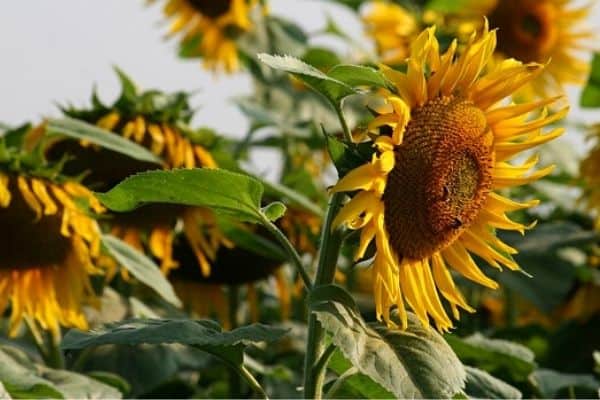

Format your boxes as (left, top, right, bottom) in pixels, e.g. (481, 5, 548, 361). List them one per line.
(62, 319, 286, 351)
(530, 369, 600, 398)
(261, 201, 287, 222)
(258, 54, 355, 105)
(311, 285, 466, 398)
(581, 53, 600, 107)
(96, 168, 265, 224)
(46, 118, 161, 164)
(327, 350, 394, 399)
(327, 64, 392, 91)
(446, 334, 536, 382)
(0, 346, 121, 400)
(0, 347, 63, 399)
(260, 178, 323, 217)
(101, 234, 182, 308)
(464, 366, 522, 399)
(85, 372, 131, 396)
(38, 369, 122, 399)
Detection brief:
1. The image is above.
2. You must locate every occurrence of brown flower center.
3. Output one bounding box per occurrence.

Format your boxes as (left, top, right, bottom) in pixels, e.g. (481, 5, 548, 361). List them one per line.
(187, 0, 232, 18)
(382, 96, 493, 260)
(0, 178, 71, 270)
(489, 0, 558, 62)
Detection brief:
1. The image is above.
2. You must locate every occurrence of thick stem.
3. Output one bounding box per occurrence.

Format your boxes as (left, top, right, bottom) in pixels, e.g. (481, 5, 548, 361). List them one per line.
(303, 192, 345, 399)
(263, 217, 313, 290)
(25, 317, 64, 369)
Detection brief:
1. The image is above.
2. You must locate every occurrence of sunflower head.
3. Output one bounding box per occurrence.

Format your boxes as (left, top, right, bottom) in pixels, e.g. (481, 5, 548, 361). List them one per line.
(51, 70, 216, 191)
(157, 0, 258, 72)
(0, 172, 105, 337)
(451, 0, 593, 97)
(332, 24, 567, 331)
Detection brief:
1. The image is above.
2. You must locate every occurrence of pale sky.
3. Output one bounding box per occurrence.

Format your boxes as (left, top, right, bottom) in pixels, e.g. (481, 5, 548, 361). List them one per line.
(1, 0, 598, 177)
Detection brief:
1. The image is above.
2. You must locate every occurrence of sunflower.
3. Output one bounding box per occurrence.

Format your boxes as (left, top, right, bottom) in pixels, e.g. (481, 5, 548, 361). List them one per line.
(452, 0, 593, 97)
(157, 0, 256, 72)
(0, 173, 104, 338)
(362, 1, 420, 65)
(48, 79, 229, 278)
(170, 229, 291, 329)
(331, 24, 567, 331)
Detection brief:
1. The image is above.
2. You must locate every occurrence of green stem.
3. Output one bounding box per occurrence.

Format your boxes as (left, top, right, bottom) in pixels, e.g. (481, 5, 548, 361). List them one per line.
(335, 103, 353, 143)
(324, 367, 358, 399)
(263, 217, 313, 290)
(239, 366, 269, 399)
(303, 192, 345, 399)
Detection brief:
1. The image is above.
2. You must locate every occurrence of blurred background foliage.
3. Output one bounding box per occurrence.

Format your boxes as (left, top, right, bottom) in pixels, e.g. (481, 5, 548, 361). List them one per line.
(1, 0, 600, 398)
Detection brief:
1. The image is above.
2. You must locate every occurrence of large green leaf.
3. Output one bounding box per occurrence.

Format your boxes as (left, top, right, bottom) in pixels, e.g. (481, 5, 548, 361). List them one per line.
(446, 334, 536, 382)
(101, 234, 181, 307)
(530, 369, 600, 398)
(327, 65, 393, 92)
(310, 285, 466, 398)
(464, 366, 522, 399)
(62, 319, 285, 398)
(0, 346, 121, 400)
(96, 168, 266, 223)
(581, 53, 600, 107)
(46, 118, 161, 164)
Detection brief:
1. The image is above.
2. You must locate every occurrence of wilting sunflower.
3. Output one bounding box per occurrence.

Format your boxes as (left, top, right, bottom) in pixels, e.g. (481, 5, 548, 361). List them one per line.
(452, 0, 593, 97)
(48, 77, 229, 277)
(332, 24, 567, 331)
(0, 172, 104, 337)
(362, 1, 420, 65)
(155, 0, 257, 72)
(170, 229, 291, 329)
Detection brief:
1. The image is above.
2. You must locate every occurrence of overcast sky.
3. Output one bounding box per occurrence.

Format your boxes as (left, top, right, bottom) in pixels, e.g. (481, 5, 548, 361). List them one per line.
(1, 0, 598, 175)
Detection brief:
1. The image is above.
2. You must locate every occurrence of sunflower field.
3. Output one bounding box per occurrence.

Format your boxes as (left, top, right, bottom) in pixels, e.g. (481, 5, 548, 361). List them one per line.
(2, 0, 600, 398)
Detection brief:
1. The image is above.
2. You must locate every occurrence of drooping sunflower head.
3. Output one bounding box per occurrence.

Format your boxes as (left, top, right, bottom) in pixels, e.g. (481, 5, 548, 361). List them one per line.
(169, 223, 291, 328)
(46, 71, 225, 277)
(452, 0, 594, 97)
(0, 172, 105, 337)
(54, 71, 216, 190)
(332, 24, 567, 331)
(156, 0, 257, 73)
(362, 1, 420, 65)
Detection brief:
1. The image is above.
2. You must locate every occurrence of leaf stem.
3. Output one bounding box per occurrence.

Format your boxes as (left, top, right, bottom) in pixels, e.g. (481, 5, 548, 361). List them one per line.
(324, 367, 358, 399)
(335, 103, 353, 144)
(303, 192, 345, 399)
(262, 217, 313, 290)
(239, 365, 269, 399)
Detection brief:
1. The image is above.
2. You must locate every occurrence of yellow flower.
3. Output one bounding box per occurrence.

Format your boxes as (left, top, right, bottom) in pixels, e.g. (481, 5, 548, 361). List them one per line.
(581, 124, 600, 229)
(0, 173, 105, 338)
(362, 1, 420, 65)
(157, 0, 256, 73)
(458, 0, 593, 97)
(332, 25, 567, 331)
